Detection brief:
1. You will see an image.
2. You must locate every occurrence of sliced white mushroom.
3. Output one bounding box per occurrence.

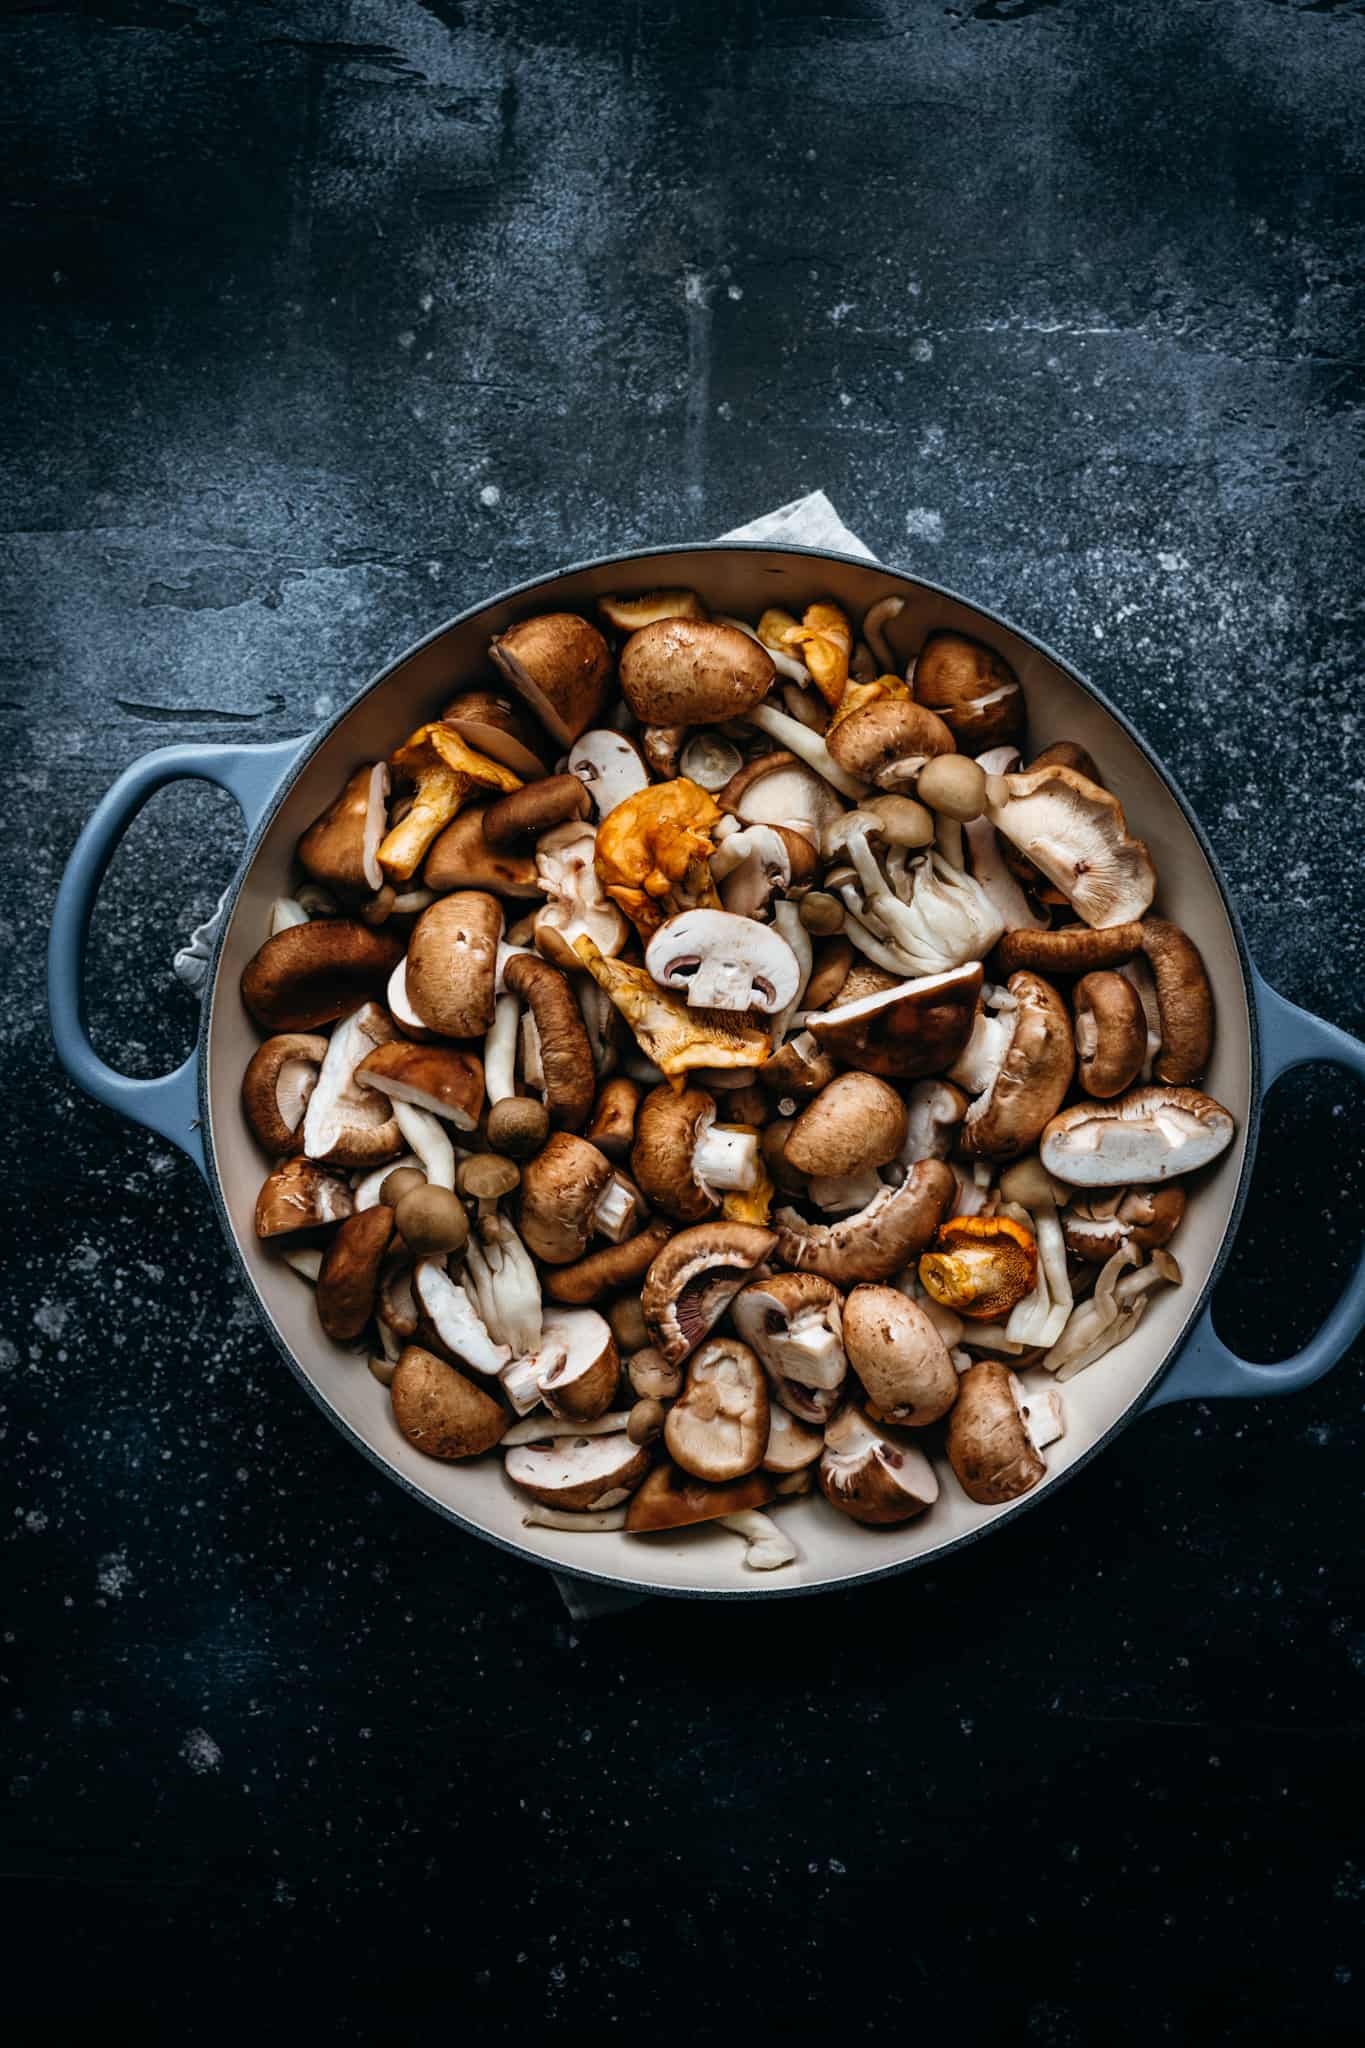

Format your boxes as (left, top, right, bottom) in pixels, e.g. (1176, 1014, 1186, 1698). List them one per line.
(644, 909, 801, 1013)
(413, 1257, 511, 1375)
(768, 900, 813, 1047)
(504, 1431, 648, 1510)
(567, 729, 651, 820)
(270, 897, 309, 936)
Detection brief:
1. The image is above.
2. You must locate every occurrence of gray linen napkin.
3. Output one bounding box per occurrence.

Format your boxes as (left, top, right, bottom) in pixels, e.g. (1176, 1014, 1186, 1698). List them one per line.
(178, 491, 877, 1619)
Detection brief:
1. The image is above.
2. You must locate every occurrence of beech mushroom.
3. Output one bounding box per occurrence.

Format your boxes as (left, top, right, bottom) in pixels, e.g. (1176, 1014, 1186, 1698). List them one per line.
(405, 890, 502, 1038)
(423, 805, 541, 896)
(298, 763, 389, 897)
(731, 1271, 848, 1422)
(545, 1217, 675, 1306)
(951, 972, 1075, 1161)
(1073, 970, 1146, 1098)
(918, 1215, 1039, 1321)
(355, 1042, 485, 1130)
(946, 1359, 1059, 1504)
(536, 1308, 620, 1421)
(390, 1345, 508, 1460)
(1139, 919, 1215, 1084)
(241, 1033, 328, 1155)
(504, 1432, 649, 1511)
(664, 1336, 769, 1481)
(585, 1076, 641, 1161)
(255, 1156, 353, 1237)
(819, 1406, 940, 1525)
(984, 766, 1156, 928)
(996, 922, 1144, 977)
(823, 816, 1004, 979)
(482, 773, 591, 846)
(489, 612, 611, 747)
(241, 921, 404, 1032)
(301, 1003, 403, 1168)
(1062, 1186, 1186, 1263)
(774, 1157, 954, 1285)
(1041, 1086, 1236, 1185)
(784, 1072, 908, 1179)
(807, 961, 982, 1080)
(641, 1221, 777, 1365)
(624, 1462, 775, 1534)
(644, 909, 801, 1015)
(317, 1205, 395, 1343)
(912, 631, 1024, 752)
(618, 617, 775, 726)
(631, 1084, 757, 1222)
(842, 1286, 958, 1426)
(567, 729, 651, 820)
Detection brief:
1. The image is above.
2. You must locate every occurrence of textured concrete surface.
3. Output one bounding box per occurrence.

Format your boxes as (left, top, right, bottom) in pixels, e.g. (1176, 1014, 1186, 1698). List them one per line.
(4, 2, 1363, 2040)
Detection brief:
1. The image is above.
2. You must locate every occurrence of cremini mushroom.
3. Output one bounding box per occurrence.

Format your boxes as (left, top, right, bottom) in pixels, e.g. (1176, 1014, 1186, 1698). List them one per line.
(819, 1405, 940, 1525)
(241, 920, 405, 1032)
(241, 1033, 328, 1155)
(567, 728, 651, 820)
(355, 1041, 485, 1130)
(912, 631, 1024, 752)
(825, 679, 956, 789)
(536, 1308, 620, 1421)
(1041, 1085, 1235, 1185)
(918, 1214, 1039, 1321)
(807, 961, 982, 1080)
(774, 1157, 954, 1285)
(297, 763, 389, 897)
(644, 909, 801, 1015)
(545, 1217, 674, 1306)
(378, 723, 522, 882)
(439, 688, 549, 780)
(405, 890, 502, 1038)
(598, 587, 706, 631)
(717, 748, 848, 849)
(1062, 1185, 1186, 1263)
(422, 805, 541, 896)
(1073, 970, 1146, 1098)
(631, 1083, 758, 1222)
(412, 1257, 510, 1375)
(516, 1132, 617, 1264)
(761, 1403, 825, 1473)
(984, 765, 1156, 928)
(665, 1336, 769, 1481)
(501, 952, 595, 1131)
(316, 1205, 395, 1343)
(504, 1432, 649, 1511)
(1139, 918, 1215, 1084)
(731, 1271, 848, 1422)
(624, 1462, 775, 1533)
(804, 935, 854, 1011)
(301, 1002, 403, 1167)
(784, 1072, 908, 1180)
(951, 972, 1075, 1161)
(759, 1031, 838, 1103)
(618, 617, 775, 726)
(842, 1285, 958, 1425)
(585, 1076, 641, 1161)
(482, 773, 591, 847)
(946, 1359, 1058, 1504)
(996, 921, 1144, 977)
(390, 1344, 508, 1460)
(641, 1221, 777, 1365)
(489, 612, 611, 747)
(255, 1155, 353, 1237)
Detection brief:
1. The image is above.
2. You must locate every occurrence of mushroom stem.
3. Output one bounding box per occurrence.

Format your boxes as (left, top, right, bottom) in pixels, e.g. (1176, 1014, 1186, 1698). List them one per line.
(861, 596, 905, 674)
(521, 1504, 629, 1532)
(392, 1101, 455, 1190)
(281, 1247, 323, 1282)
(502, 1410, 634, 1444)
(270, 897, 309, 937)
(718, 1510, 798, 1571)
(716, 613, 812, 685)
(768, 901, 813, 1048)
(745, 703, 870, 802)
(693, 1126, 760, 1194)
(483, 993, 520, 1107)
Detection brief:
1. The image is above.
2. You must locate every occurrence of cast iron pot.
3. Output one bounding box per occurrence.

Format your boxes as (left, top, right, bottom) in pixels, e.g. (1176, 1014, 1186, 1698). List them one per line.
(48, 545, 1365, 1599)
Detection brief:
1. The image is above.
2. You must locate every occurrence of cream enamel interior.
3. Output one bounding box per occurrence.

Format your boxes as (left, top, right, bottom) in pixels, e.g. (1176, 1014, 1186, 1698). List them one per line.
(206, 548, 1252, 1598)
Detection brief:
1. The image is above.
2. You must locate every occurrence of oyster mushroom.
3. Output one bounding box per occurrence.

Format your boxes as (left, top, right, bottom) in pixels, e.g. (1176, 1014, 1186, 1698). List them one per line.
(784, 1072, 908, 1179)
(422, 804, 541, 896)
(532, 819, 629, 969)
(1045, 1245, 1182, 1380)
(254, 1155, 353, 1238)
(731, 1271, 848, 1422)
(316, 1205, 395, 1343)
(241, 921, 404, 1032)
(807, 961, 982, 1080)
(1040, 1085, 1235, 1185)
(405, 890, 503, 1038)
(489, 612, 611, 747)
(632, 1083, 758, 1222)
(842, 1286, 958, 1426)
(918, 1214, 1039, 1321)
(536, 1308, 620, 1422)
(641, 1221, 778, 1366)
(946, 1359, 1056, 1504)
(567, 729, 651, 820)
(996, 921, 1144, 977)
(1139, 918, 1215, 1084)
(664, 1336, 770, 1481)
(301, 1002, 402, 1168)
(774, 1157, 955, 1285)
(482, 773, 591, 846)
(1073, 970, 1146, 1099)
(378, 724, 522, 882)
(984, 765, 1156, 929)
(644, 909, 802, 1015)
(545, 1218, 675, 1306)
(501, 952, 595, 1131)
(912, 631, 1024, 752)
(819, 1406, 940, 1525)
(241, 1033, 328, 1155)
(504, 1432, 649, 1511)
(1062, 1185, 1186, 1263)
(297, 763, 389, 897)
(354, 1042, 485, 1130)
(439, 688, 549, 780)
(390, 1345, 508, 1461)
(951, 972, 1075, 1161)
(624, 1462, 775, 1533)
(618, 617, 775, 726)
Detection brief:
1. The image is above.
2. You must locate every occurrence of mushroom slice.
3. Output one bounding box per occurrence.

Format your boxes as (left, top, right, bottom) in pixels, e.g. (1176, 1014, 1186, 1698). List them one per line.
(241, 921, 405, 1033)
(598, 587, 706, 631)
(912, 631, 1024, 752)
(842, 1286, 958, 1426)
(241, 1033, 328, 1155)
(532, 819, 630, 968)
(664, 1335, 770, 1481)
(504, 1432, 649, 1511)
(945, 1358, 1047, 1505)
(545, 1218, 675, 1307)
(489, 612, 611, 748)
(575, 937, 770, 1081)
(255, 1156, 354, 1238)
(536, 1308, 620, 1422)
(355, 1042, 485, 1130)
(517, 1132, 615, 1264)
(298, 762, 390, 896)
(502, 952, 596, 1131)
(1139, 919, 1215, 1084)
(302, 1002, 403, 1167)
(807, 962, 982, 1080)
(405, 890, 503, 1038)
(985, 766, 1156, 929)
(718, 1510, 798, 1572)
(422, 805, 542, 897)
(624, 1461, 775, 1533)
(644, 909, 801, 1016)
(731, 1271, 847, 1414)
(898, 1079, 968, 1167)
(918, 1215, 1038, 1322)
(716, 748, 848, 848)
(317, 1205, 395, 1343)
(1062, 1185, 1186, 1263)
(1041, 1086, 1236, 1185)
(567, 729, 651, 821)
(642, 1222, 778, 1366)
(775, 1158, 955, 1286)
(641, 724, 686, 779)
(761, 1404, 825, 1473)
(618, 617, 775, 727)
(439, 688, 549, 781)
(1073, 970, 1146, 1099)
(412, 1258, 512, 1376)
(819, 1406, 940, 1525)
(390, 1345, 508, 1461)
(785, 1072, 908, 1180)
(954, 973, 1075, 1162)
(378, 1253, 419, 1338)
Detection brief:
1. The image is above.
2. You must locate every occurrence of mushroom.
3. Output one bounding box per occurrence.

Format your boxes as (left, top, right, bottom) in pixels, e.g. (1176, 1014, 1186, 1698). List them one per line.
(664, 1336, 769, 1481)
(861, 596, 906, 674)
(644, 910, 801, 1015)
(1040, 1085, 1236, 1185)
(641, 1221, 778, 1365)
(1062, 1185, 1186, 1263)
(804, 935, 854, 1012)
(439, 688, 549, 780)
(316, 1205, 395, 1343)
(567, 729, 651, 820)
(807, 961, 982, 1080)
(824, 819, 1005, 978)
(1117, 953, 1164, 1080)
(489, 612, 611, 747)
(574, 936, 771, 1080)
(385, 956, 434, 1042)
(717, 748, 848, 848)
(743, 702, 870, 803)
(759, 1031, 838, 1103)
(459, 1213, 542, 1359)
(255, 1155, 354, 1237)
(996, 1155, 1074, 1349)
(1044, 1245, 1182, 1380)
(504, 1433, 649, 1511)
(301, 1002, 403, 1167)
(585, 1076, 641, 1161)
(773, 602, 852, 708)
(946, 1359, 1055, 1504)
(897, 1078, 968, 1166)
(996, 922, 1144, 977)
(241, 1033, 328, 1155)
(598, 587, 706, 631)
(501, 952, 595, 1131)
(270, 897, 309, 936)
(679, 731, 743, 793)
(593, 778, 724, 939)
(951, 972, 1075, 1161)
(618, 617, 775, 726)
(1026, 740, 1103, 784)
(984, 766, 1156, 928)
(718, 1510, 798, 1572)
(624, 1462, 775, 1533)
(1139, 919, 1214, 1084)
(378, 1254, 419, 1338)
(422, 806, 542, 896)
(641, 725, 686, 779)
(819, 1406, 940, 1525)
(532, 819, 630, 968)
(545, 1218, 675, 1306)
(912, 631, 1024, 752)
(708, 824, 793, 918)
(918, 1215, 1039, 1321)
(405, 890, 502, 1038)
(516, 1132, 618, 1264)
(625, 1345, 683, 1404)
(762, 1404, 825, 1473)
(390, 1345, 508, 1460)
(377, 724, 522, 882)
(824, 681, 956, 789)
(412, 1257, 511, 1376)
(481, 773, 591, 847)
(241, 921, 405, 1032)
(297, 763, 389, 897)
(391, 1102, 456, 1191)
(842, 1285, 958, 1427)
(915, 754, 987, 824)
(774, 1158, 955, 1285)
(631, 1084, 758, 1222)
(354, 1042, 485, 1130)
(1073, 970, 1146, 1098)
(536, 1308, 620, 1421)
(731, 1271, 847, 1421)
(784, 1072, 908, 1180)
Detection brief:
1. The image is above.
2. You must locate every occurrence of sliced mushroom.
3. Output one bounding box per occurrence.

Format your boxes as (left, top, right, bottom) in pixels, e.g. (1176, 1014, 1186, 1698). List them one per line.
(774, 1158, 954, 1285)
(501, 952, 595, 1131)
(405, 890, 502, 1038)
(390, 1345, 508, 1461)
(354, 1042, 485, 1130)
(640, 724, 686, 779)
(946, 1359, 1049, 1504)
(953, 972, 1075, 1161)
(625, 1345, 683, 1403)
(516, 1132, 616, 1264)
(504, 1432, 649, 1511)
(533, 819, 630, 968)
(624, 1462, 775, 1533)
(412, 1257, 510, 1376)
(489, 612, 611, 747)
(1073, 970, 1145, 1099)
(731, 1271, 847, 1420)
(255, 1156, 354, 1237)
(641, 909, 801, 1016)
(784, 1072, 908, 1180)
(385, 956, 433, 1042)
(585, 1076, 641, 1161)
(1062, 1186, 1186, 1263)
(536, 1308, 620, 1422)
(842, 1286, 958, 1425)
(422, 805, 542, 896)
(996, 921, 1145, 976)
(664, 1336, 769, 1481)
(575, 936, 771, 1081)
(761, 1404, 825, 1473)
(317, 1205, 395, 1343)
(807, 961, 982, 1080)
(302, 1002, 403, 1167)
(567, 729, 651, 820)
(912, 631, 1024, 752)
(1139, 919, 1214, 1084)
(545, 1217, 675, 1306)
(298, 763, 389, 897)
(618, 617, 775, 726)
(819, 1406, 940, 1525)
(641, 1221, 778, 1365)
(1041, 1086, 1235, 1185)
(241, 1033, 328, 1155)
(439, 688, 549, 780)
(241, 920, 405, 1032)
(984, 766, 1156, 928)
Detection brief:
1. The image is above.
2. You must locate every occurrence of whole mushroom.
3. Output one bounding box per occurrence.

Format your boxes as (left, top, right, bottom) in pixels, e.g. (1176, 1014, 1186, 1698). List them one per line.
(841, 1286, 958, 1426)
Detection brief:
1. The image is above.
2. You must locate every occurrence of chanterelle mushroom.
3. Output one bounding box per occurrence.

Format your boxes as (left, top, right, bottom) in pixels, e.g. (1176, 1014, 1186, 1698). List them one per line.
(378, 723, 522, 882)
(594, 778, 723, 940)
(1040, 1085, 1235, 1185)
(642, 1222, 777, 1365)
(665, 1335, 770, 1482)
(575, 936, 770, 1080)
(820, 1406, 940, 1525)
(984, 765, 1156, 929)
(918, 1214, 1039, 1322)
(644, 909, 801, 1015)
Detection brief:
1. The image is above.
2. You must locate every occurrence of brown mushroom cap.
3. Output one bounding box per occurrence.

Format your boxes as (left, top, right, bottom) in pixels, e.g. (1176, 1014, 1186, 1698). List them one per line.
(819, 1405, 940, 1525)
(544, 1218, 674, 1306)
(642, 1222, 778, 1365)
(297, 763, 388, 896)
(775, 1157, 955, 1284)
(759, 1033, 838, 1102)
(807, 961, 982, 1080)
(390, 1344, 508, 1460)
(824, 696, 955, 787)
(959, 971, 1075, 1161)
(631, 1085, 719, 1223)
(422, 805, 542, 897)
(619, 617, 775, 727)
(804, 935, 854, 1012)
(1040, 1085, 1235, 1185)
(946, 1359, 1045, 1505)
(241, 1032, 328, 1155)
(254, 1155, 354, 1237)
(489, 613, 611, 748)
(405, 891, 502, 1038)
(501, 952, 596, 1131)
(913, 631, 1024, 752)
(784, 1072, 908, 1179)
(481, 774, 591, 847)
(586, 1076, 642, 1161)
(1062, 1185, 1187, 1262)
(1073, 970, 1146, 1099)
(537, 1308, 620, 1422)
(354, 1041, 485, 1129)
(1026, 740, 1102, 784)
(624, 1461, 775, 1533)
(995, 922, 1144, 977)
(241, 921, 405, 1032)
(665, 1336, 770, 1482)
(317, 1205, 395, 1342)
(1140, 918, 1214, 1085)
(842, 1286, 958, 1426)
(439, 689, 549, 780)
(517, 1132, 614, 1263)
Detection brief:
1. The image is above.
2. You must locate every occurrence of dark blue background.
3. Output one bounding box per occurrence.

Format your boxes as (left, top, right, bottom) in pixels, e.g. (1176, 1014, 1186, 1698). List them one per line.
(4, 2, 1362, 2040)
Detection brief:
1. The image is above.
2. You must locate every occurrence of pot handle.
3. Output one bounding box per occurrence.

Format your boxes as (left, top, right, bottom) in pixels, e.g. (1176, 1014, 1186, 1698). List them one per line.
(48, 737, 308, 1179)
(1146, 968, 1365, 1408)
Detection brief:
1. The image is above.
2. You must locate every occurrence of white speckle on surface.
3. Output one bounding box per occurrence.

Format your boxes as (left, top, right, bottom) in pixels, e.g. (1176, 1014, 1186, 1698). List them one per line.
(96, 1551, 133, 1599)
(479, 483, 501, 506)
(904, 508, 944, 542)
(911, 338, 933, 362)
(180, 1728, 222, 1775)
(34, 1299, 69, 1341)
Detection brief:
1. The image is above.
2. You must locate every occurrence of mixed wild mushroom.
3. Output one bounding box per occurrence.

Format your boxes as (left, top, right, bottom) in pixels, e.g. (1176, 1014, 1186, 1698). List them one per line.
(240, 591, 1236, 1572)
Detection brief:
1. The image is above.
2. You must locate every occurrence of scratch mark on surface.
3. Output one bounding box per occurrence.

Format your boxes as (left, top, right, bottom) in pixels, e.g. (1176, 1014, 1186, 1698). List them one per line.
(113, 694, 286, 725)
(682, 270, 713, 515)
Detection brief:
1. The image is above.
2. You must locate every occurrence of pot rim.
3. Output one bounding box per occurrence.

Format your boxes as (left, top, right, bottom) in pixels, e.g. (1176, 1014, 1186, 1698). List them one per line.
(198, 540, 1260, 1600)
